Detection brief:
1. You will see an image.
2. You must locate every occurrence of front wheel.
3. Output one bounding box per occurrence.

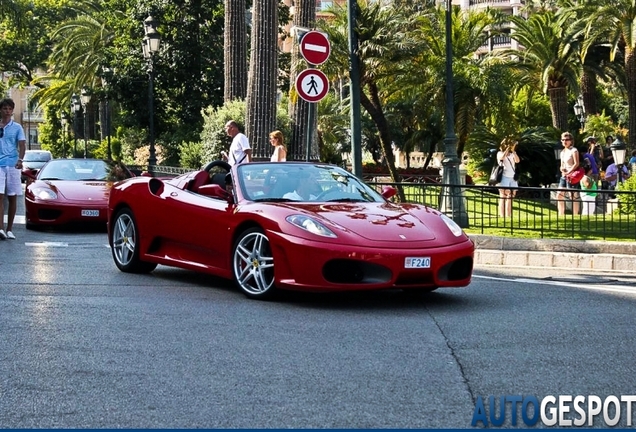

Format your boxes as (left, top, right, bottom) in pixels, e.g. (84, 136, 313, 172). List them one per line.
(110, 208, 157, 273)
(232, 228, 276, 299)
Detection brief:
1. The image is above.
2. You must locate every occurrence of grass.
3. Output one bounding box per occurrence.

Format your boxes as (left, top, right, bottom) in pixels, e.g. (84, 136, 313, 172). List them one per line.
(398, 184, 636, 242)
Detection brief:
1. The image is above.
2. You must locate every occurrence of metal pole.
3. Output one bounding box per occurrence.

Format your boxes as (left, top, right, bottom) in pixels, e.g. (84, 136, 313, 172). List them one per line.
(83, 107, 88, 159)
(73, 112, 78, 157)
(348, 0, 362, 178)
(27, 93, 31, 150)
(147, 60, 157, 174)
(305, 102, 315, 161)
(106, 98, 112, 160)
(439, 0, 468, 227)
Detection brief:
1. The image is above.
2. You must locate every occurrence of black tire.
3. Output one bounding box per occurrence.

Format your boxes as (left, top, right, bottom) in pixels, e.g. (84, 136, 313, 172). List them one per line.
(110, 208, 157, 273)
(232, 227, 276, 299)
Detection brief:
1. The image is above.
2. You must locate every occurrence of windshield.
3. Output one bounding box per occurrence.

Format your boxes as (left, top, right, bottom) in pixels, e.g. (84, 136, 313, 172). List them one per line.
(23, 151, 52, 162)
(236, 163, 385, 203)
(38, 159, 133, 182)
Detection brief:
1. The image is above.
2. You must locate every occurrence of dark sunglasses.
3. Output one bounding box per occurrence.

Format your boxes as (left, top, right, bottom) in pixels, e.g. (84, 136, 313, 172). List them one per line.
(561, 138, 571, 142)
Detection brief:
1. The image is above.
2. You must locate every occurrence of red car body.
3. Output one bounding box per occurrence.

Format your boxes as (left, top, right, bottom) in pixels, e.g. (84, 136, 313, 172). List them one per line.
(108, 162, 474, 299)
(24, 158, 134, 229)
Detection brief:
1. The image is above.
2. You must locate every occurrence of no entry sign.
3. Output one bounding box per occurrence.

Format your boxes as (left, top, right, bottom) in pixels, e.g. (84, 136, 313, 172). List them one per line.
(296, 68, 329, 103)
(299, 31, 331, 66)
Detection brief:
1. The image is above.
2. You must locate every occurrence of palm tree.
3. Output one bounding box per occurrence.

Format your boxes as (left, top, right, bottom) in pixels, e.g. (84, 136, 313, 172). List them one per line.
(498, 10, 581, 132)
(224, 0, 247, 101)
(288, 0, 316, 161)
(245, 0, 278, 158)
(320, 0, 422, 192)
(582, 0, 636, 147)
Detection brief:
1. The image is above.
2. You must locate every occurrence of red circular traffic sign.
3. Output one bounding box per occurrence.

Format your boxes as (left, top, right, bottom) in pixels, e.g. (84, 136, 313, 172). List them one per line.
(296, 68, 329, 103)
(299, 31, 331, 66)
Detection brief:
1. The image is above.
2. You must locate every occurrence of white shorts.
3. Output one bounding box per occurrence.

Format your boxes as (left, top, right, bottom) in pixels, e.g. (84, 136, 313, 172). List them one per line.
(497, 175, 518, 188)
(0, 166, 23, 196)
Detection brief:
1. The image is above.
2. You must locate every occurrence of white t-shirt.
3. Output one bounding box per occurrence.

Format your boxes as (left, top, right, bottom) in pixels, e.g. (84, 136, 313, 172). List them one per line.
(270, 146, 286, 162)
(497, 151, 517, 178)
(228, 132, 250, 166)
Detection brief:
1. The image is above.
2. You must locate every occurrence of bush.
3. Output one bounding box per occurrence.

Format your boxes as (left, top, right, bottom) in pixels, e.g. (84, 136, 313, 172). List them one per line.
(179, 141, 204, 169)
(200, 99, 247, 163)
(617, 172, 636, 215)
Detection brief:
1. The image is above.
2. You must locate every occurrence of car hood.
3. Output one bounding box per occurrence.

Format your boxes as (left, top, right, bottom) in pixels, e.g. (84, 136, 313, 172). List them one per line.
(285, 202, 437, 242)
(38, 180, 112, 202)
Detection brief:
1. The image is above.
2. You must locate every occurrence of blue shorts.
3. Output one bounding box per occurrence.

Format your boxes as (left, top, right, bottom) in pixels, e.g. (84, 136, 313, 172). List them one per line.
(558, 176, 581, 189)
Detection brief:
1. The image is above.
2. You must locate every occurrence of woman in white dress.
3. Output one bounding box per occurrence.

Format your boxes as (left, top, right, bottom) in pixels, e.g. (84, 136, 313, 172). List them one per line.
(269, 130, 287, 162)
(496, 137, 520, 217)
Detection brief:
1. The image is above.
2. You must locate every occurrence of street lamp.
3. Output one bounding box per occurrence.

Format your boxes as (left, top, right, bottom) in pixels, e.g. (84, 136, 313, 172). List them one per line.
(101, 66, 113, 160)
(439, 0, 468, 227)
(573, 94, 585, 131)
(60, 112, 70, 158)
(142, 15, 161, 174)
(610, 138, 627, 184)
(70, 93, 81, 158)
(80, 87, 91, 159)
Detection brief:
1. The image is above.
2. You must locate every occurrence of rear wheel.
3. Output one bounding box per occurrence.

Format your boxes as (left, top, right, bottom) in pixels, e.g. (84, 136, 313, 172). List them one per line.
(111, 208, 157, 273)
(232, 228, 276, 299)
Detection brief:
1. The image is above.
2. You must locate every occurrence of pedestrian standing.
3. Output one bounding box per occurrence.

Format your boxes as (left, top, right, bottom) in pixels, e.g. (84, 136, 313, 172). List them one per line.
(496, 137, 520, 218)
(580, 164, 597, 216)
(0, 98, 26, 240)
(269, 130, 287, 162)
(222, 120, 251, 166)
(556, 132, 581, 216)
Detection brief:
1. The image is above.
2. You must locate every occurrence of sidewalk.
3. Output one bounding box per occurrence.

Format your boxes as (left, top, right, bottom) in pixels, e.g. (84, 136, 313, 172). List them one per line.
(471, 234, 636, 273)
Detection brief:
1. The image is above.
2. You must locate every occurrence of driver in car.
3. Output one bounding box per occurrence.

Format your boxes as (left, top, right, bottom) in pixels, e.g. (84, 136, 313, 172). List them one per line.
(283, 171, 320, 201)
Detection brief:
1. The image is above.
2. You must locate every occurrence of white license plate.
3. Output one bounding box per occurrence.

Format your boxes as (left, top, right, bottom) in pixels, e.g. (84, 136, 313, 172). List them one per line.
(404, 257, 431, 269)
(81, 209, 100, 217)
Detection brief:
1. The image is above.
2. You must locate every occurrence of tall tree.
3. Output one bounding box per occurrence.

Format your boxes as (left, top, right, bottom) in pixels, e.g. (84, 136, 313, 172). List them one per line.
(288, 0, 316, 161)
(224, 0, 247, 101)
(582, 0, 636, 146)
(320, 0, 421, 192)
(498, 10, 581, 132)
(245, 0, 278, 158)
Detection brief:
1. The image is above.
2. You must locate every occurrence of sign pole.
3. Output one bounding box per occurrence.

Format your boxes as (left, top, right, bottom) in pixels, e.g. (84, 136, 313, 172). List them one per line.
(305, 100, 315, 161)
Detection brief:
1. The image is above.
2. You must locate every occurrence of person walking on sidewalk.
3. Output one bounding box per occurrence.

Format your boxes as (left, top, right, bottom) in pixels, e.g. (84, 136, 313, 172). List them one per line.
(222, 120, 251, 166)
(0, 98, 26, 240)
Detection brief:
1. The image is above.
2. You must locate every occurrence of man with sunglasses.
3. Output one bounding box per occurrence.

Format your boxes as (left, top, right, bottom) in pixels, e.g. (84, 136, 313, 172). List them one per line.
(0, 98, 26, 240)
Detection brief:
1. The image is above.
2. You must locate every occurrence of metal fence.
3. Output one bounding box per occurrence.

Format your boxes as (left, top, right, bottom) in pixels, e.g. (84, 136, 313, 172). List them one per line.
(367, 181, 636, 241)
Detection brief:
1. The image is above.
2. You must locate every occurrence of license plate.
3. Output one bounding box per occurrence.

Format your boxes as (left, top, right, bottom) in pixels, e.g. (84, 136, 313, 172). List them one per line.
(405, 257, 431, 269)
(81, 209, 99, 217)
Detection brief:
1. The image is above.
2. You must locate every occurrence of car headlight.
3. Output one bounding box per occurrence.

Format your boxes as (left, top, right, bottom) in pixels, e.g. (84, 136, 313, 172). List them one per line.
(440, 213, 464, 237)
(32, 187, 57, 200)
(286, 215, 337, 238)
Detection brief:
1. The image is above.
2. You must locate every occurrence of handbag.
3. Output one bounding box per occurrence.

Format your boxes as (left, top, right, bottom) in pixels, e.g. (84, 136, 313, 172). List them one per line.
(566, 167, 585, 184)
(488, 163, 504, 186)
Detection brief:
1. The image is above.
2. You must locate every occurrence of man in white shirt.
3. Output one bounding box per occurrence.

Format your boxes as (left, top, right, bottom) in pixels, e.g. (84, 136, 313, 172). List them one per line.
(223, 120, 251, 166)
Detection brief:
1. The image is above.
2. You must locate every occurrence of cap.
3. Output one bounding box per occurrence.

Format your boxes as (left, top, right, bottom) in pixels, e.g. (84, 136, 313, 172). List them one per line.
(585, 136, 597, 143)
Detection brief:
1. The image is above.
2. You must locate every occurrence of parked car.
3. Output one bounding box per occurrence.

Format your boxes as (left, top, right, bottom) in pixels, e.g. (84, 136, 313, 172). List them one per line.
(21, 150, 52, 182)
(107, 161, 475, 299)
(23, 158, 135, 229)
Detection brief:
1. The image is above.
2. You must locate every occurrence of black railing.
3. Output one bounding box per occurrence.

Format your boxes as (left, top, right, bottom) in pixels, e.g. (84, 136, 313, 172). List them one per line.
(367, 181, 636, 241)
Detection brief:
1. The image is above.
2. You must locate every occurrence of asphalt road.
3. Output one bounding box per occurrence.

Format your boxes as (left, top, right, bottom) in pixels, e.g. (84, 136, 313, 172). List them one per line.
(2, 203, 636, 428)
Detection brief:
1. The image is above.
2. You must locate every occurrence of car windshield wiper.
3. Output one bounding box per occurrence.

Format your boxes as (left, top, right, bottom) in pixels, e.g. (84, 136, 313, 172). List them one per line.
(252, 197, 295, 202)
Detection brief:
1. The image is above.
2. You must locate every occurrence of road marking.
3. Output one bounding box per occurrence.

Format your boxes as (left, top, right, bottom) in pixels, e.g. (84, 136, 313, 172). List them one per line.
(474, 274, 636, 295)
(25, 242, 68, 247)
(3, 215, 25, 224)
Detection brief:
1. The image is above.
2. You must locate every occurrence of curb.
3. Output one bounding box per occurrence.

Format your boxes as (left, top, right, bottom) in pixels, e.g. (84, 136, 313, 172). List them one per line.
(470, 234, 636, 273)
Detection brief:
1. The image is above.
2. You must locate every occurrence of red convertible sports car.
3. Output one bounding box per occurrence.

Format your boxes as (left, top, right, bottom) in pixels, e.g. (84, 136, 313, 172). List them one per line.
(108, 161, 474, 299)
(23, 158, 135, 229)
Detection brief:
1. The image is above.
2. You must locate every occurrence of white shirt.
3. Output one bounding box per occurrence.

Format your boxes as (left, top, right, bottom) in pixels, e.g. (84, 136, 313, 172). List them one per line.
(283, 190, 316, 201)
(497, 151, 517, 178)
(228, 132, 250, 166)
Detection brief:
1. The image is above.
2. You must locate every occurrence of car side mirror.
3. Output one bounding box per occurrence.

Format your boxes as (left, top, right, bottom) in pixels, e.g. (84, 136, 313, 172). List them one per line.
(381, 185, 397, 199)
(21, 168, 37, 181)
